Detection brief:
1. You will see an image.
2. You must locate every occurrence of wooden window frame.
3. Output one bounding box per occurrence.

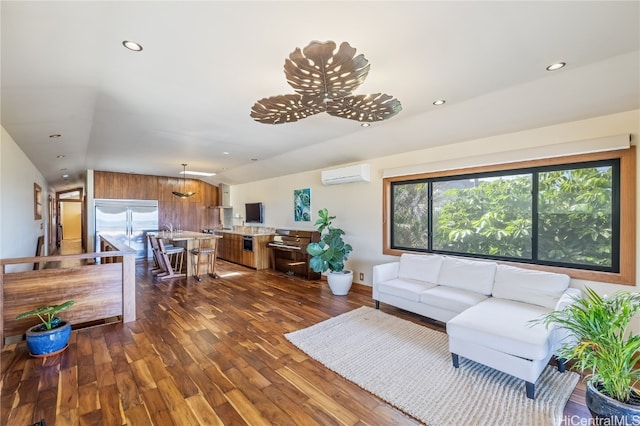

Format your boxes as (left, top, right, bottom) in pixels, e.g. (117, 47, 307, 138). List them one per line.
(382, 148, 636, 285)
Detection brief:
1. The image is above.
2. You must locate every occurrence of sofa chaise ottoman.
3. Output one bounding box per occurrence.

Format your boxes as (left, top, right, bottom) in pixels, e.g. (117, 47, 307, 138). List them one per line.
(372, 253, 579, 398)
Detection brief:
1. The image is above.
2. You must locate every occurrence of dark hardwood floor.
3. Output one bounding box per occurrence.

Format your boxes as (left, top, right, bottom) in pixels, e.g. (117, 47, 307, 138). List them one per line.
(2, 245, 590, 425)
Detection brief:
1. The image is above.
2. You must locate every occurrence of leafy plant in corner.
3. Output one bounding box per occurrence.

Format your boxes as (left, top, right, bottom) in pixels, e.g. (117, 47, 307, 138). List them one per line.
(16, 300, 75, 332)
(307, 208, 352, 273)
(538, 287, 640, 421)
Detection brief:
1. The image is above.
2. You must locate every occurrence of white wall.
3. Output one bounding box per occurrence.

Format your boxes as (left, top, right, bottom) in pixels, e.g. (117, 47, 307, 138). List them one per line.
(230, 109, 640, 297)
(0, 126, 49, 272)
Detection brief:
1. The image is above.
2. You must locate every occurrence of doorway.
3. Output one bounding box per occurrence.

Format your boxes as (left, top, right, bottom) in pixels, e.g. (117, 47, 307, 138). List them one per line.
(56, 188, 85, 251)
(60, 202, 81, 239)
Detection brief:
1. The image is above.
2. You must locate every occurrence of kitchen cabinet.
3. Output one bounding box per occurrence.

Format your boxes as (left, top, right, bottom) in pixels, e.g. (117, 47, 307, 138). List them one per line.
(217, 232, 272, 269)
(218, 233, 242, 265)
(252, 235, 272, 269)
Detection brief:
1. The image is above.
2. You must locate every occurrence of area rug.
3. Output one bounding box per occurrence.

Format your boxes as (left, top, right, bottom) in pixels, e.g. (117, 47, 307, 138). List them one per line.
(285, 306, 579, 426)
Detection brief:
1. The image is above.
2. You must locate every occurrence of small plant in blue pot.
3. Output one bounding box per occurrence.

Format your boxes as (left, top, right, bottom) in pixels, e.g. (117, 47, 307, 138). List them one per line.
(16, 300, 75, 357)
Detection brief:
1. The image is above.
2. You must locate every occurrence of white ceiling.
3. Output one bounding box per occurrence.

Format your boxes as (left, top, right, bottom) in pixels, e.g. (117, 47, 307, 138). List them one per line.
(2, 1, 639, 191)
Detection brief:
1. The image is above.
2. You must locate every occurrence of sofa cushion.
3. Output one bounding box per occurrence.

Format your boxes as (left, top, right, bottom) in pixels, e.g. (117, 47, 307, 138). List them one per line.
(419, 286, 489, 314)
(446, 298, 553, 360)
(378, 278, 438, 302)
(492, 265, 570, 309)
(437, 257, 497, 295)
(398, 253, 443, 283)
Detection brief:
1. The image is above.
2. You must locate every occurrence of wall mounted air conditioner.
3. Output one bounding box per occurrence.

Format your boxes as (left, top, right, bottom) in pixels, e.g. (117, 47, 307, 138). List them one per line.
(321, 164, 371, 185)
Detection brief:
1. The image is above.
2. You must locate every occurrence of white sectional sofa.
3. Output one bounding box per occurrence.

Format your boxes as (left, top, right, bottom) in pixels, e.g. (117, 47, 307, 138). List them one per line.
(372, 253, 580, 399)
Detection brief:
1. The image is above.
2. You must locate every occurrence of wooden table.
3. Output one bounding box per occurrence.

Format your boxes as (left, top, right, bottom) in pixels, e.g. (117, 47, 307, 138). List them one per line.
(153, 231, 221, 278)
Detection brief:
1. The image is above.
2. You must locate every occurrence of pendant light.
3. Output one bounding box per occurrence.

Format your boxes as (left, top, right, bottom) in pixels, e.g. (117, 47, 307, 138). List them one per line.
(172, 163, 196, 198)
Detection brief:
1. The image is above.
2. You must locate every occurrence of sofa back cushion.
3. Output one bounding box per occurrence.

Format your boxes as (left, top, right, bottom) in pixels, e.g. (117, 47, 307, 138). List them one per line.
(398, 254, 443, 283)
(492, 264, 570, 308)
(437, 257, 497, 295)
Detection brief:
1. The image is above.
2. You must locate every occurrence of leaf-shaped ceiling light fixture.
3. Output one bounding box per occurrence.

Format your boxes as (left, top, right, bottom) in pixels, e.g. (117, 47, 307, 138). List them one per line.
(250, 41, 402, 124)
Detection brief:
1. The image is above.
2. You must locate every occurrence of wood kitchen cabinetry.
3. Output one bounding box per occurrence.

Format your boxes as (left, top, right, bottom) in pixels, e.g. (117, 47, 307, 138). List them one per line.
(219, 233, 242, 264)
(217, 232, 272, 269)
(93, 170, 221, 232)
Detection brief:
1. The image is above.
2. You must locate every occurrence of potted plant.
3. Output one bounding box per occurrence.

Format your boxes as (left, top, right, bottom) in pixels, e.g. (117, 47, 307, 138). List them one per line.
(306, 208, 353, 295)
(15, 300, 75, 357)
(539, 287, 640, 424)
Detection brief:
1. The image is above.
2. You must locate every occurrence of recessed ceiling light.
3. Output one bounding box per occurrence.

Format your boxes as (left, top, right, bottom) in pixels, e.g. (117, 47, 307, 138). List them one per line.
(433, 99, 446, 106)
(62, 174, 70, 179)
(122, 40, 143, 52)
(49, 134, 61, 138)
(57, 155, 65, 159)
(180, 170, 216, 177)
(361, 123, 370, 127)
(546, 62, 566, 71)
(223, 152, 230, 155)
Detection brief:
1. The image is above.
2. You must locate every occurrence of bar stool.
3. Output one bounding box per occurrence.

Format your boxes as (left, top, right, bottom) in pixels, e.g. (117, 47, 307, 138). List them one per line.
(162, 240, 185, 273)
(150, 236, 185, 280)
(148, 235, 164, 274)
(149, 235, 181, 273)
(190, 237, 217, 281)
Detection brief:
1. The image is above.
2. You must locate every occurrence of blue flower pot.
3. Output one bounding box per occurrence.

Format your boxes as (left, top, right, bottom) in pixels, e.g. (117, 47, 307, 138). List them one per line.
(25, 321, 71, 357)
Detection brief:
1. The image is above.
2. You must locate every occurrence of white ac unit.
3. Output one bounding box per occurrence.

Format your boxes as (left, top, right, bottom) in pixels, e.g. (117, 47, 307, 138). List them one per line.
(321, 164, 371, 185)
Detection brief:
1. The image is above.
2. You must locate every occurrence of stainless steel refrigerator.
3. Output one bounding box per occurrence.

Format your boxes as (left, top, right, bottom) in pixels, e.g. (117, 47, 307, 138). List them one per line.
(94, 199, 159, 259)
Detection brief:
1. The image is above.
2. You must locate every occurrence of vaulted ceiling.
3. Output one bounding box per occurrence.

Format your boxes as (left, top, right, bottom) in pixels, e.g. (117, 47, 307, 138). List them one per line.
(2, 1, 639, 191)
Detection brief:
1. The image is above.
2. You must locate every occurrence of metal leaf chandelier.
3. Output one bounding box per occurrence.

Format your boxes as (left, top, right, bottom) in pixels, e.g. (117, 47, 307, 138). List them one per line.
(172, 163, 196, 198)
(250, 41, 402, 124)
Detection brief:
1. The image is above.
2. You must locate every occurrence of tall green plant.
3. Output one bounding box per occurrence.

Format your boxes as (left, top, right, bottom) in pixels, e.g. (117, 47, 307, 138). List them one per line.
(539, 288, 640, 403)
(306, 208, 352, 273)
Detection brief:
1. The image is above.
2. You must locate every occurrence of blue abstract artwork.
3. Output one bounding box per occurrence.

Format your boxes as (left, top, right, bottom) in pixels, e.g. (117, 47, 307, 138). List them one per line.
(294, 188, 311, 222)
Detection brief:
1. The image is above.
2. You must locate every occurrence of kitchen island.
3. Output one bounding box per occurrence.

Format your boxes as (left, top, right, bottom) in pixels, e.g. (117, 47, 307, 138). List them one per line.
(152, 231, 221, 278)
(213, 229, 275, 270)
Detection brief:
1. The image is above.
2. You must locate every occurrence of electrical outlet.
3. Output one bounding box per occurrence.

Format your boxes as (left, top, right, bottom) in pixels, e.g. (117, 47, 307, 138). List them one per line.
(359, 272, 364, 280)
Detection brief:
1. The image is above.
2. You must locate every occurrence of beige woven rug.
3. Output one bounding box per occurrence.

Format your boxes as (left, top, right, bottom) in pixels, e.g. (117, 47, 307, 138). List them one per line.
(285, 306, 579, 426)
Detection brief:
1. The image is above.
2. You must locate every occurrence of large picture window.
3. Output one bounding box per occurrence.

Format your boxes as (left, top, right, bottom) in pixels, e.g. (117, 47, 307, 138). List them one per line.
(384, 149, 635, 284)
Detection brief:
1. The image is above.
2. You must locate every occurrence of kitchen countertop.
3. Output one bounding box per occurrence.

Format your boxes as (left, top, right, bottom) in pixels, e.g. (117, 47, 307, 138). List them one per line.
(213, 229, 275, 237)
(151, 230, 221, 240)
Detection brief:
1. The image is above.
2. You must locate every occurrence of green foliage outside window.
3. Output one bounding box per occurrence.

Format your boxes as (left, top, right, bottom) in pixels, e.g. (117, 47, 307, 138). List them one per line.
(538, 167, 613, 267)
(392, 182, 429, 249)
(391, 162, 616, 270)
(433, 175, 532, 258)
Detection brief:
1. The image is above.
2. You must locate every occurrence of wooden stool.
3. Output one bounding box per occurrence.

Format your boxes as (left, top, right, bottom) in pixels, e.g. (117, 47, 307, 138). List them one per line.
(164, 243, 184, 273)
(148, 235, 163, 275)
(150, 236, 185, 280)
(190, 237, 217, 281)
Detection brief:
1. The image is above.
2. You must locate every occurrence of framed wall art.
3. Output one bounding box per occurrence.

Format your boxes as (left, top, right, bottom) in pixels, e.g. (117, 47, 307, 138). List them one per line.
(294, 188, 311, 222)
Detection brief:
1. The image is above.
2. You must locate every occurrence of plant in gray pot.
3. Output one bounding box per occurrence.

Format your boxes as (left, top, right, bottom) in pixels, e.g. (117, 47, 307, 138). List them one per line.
(539, 288, 640, 425)
(306, 208, 353, 295)
(16, 300, 75, 357)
